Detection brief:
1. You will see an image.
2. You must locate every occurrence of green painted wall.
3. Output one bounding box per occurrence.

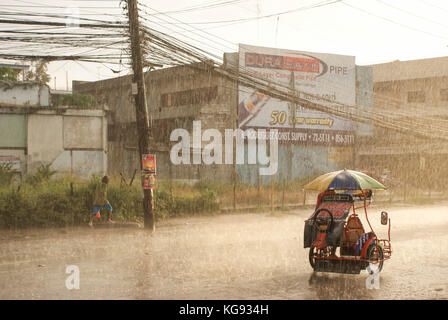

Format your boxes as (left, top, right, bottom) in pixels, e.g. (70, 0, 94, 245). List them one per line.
(0, 114, 26, 148)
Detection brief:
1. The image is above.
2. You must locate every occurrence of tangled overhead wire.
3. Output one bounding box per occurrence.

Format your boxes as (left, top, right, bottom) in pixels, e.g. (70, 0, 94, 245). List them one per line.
(0, 0, 447, 142)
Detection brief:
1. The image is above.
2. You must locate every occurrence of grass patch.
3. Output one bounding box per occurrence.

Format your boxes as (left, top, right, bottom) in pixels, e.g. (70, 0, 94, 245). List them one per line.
(0, 171, 338, 230)
(0, 175, 220, 229)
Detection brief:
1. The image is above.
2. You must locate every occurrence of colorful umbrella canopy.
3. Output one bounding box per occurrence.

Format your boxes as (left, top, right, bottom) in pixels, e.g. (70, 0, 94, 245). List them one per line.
(303, 169, 386, 192)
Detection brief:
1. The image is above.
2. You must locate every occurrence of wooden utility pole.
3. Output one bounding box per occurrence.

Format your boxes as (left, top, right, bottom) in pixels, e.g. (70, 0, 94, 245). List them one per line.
(127, 0, 155, 231)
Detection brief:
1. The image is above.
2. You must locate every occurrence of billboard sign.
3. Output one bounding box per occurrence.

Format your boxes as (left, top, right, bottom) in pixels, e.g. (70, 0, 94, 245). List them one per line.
(238, 44, 356, 146)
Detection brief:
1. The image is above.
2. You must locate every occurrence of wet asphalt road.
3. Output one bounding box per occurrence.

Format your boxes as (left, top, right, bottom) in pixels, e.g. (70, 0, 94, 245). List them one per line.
(1, 203, 448, 300)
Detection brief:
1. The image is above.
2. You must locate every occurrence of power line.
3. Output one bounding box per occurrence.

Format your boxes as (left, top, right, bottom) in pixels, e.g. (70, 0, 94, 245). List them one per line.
(143, 0, 342, 25)
(146, 0, 249, 16)
(419, 0, 448, 13)
(375, 0, 448, 30)
(2, 1, 448, 141)
(0, 19, 127, 28)
(341, 0, 448, 40)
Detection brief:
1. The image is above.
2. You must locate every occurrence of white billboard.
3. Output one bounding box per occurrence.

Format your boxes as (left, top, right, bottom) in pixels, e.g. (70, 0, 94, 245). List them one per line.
(238, 44, 356, 146)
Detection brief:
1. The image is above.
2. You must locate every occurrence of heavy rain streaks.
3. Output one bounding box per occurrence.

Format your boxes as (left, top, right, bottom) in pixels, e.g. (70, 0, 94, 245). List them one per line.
(1, 0, 448, 304)
(1, 203, 448, 300)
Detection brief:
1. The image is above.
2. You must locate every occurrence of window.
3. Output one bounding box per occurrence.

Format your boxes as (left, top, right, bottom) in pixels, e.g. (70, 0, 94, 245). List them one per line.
(407, 91, 425, 103)
(160, 86, 218, 108)
(441, 88, 448, 101)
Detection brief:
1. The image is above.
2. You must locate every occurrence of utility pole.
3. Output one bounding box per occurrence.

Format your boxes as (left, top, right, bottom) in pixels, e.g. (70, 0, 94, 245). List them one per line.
(127, 0, 155, 231)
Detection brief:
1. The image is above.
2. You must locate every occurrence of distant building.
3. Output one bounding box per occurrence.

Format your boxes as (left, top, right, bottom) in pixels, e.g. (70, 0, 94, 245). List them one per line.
(74, 48, 373, 185)
(357, 57, 448, 189)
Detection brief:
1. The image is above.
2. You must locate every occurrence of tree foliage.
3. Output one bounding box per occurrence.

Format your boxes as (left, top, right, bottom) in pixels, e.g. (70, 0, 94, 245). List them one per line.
(24, 59, 50, 85)
(56, 93, 97, 109)
(0, 66, 19, 82)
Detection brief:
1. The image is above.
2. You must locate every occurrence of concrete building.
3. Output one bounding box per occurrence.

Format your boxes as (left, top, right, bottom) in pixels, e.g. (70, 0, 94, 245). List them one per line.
(0, 80, 108, 179)
(357, 56, 448, 189)
(73, 51, 373, 184)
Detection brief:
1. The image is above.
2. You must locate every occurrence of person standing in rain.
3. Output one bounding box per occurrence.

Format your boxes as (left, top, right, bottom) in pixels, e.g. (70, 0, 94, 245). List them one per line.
(88, 175, 113, 227)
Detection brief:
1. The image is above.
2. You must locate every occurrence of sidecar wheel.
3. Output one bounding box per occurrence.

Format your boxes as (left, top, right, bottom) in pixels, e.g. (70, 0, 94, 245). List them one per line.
(309, 247, 316, 270)
(366, 243, 384, 273)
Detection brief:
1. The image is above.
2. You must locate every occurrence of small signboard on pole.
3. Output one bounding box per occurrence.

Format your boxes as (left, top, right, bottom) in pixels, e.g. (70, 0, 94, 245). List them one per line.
(142, 154, 156, 175)
(141, 154, 156, 190)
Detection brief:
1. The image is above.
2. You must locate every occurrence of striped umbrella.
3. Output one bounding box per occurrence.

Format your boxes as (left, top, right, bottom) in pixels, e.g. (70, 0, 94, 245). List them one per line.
(303, 169, 386, 192)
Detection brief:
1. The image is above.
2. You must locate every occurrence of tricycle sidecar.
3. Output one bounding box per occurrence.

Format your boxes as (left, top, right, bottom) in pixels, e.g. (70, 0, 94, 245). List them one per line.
(304, 191, 391, 275)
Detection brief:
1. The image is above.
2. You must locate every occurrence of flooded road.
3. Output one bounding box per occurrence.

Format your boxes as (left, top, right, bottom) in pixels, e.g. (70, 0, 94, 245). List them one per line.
(1, 203, 448, 300)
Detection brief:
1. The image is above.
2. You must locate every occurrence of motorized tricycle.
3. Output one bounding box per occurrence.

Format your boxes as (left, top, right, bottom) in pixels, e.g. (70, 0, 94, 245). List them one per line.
(303, 170, 392, 274)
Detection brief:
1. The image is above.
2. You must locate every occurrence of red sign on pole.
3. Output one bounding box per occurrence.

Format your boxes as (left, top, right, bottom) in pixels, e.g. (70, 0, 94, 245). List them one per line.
(142, 154, 156, 174)
(142, 173, 155, 190)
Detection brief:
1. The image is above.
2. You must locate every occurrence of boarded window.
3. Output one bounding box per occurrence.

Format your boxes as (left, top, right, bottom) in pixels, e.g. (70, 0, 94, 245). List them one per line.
(407, 91, 425, 103)
(440, 88, 448, 101)
(161, 86, 218, 108)
(0, 114, 26, 148)
(374, 84, 393, 92)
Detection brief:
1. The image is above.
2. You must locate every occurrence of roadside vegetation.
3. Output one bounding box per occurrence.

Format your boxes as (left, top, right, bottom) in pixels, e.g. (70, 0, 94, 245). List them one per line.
(0, 165, 220, 229)
(53, 93, 97, 109)
(0, 164, 312, 229)
(1, 164, 443, 229)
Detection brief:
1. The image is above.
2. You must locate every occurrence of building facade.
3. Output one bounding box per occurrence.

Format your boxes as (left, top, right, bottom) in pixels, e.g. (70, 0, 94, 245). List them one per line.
(74, 51, 373, 185)
(357, 57, 448, 190)
(74, 61, 236, 183)
(0, 80, 108, 179)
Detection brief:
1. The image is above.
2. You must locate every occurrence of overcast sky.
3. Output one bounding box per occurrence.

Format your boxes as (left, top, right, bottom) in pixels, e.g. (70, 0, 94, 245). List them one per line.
(2, 0, 448, 90)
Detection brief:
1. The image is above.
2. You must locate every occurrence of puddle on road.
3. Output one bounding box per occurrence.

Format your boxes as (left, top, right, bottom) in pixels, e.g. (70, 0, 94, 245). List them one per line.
(1, 205, 448, 299)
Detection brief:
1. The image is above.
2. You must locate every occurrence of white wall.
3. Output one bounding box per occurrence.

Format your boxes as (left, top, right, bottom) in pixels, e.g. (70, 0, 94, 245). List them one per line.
(52, 150, 106, 178)
(25, 110, 107, 178)
(63, 116, 103, 149)
(27, 114, 64, 173)
(0, 82, 50, 107)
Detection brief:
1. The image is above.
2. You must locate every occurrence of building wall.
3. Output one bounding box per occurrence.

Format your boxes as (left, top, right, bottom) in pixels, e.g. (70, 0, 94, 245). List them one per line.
(236, 144, 352, 185)
(374, 76, 448, 115)
(357, 58, 448, 188)
(27, 114, 64, 173)
(51, 150, 106, 178)
(0, 109, 107, 179)
(0, 82, 50, 107)
(372, 57, 448, 82)
(73, 59, 372, 184)
(1, 82, 107, 180)
(25, 110, 108, 177)
(355, 65, 374, 137)
(74, 62, 237, 182)
(63, 115, 104, 149)
(0, 114, 27, 147)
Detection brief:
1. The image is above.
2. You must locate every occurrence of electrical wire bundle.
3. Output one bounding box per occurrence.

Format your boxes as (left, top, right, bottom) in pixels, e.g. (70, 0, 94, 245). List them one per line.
(1, 0, 448, 143)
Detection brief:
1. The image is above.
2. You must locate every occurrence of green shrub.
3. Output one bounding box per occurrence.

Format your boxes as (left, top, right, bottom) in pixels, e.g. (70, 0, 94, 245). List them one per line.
(154, 188, 219, 218)
(0, 175, 220, 229)
(26, 163, 56, 186)
(0, 163, 18, 187)
(56, 93, 97, 109)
